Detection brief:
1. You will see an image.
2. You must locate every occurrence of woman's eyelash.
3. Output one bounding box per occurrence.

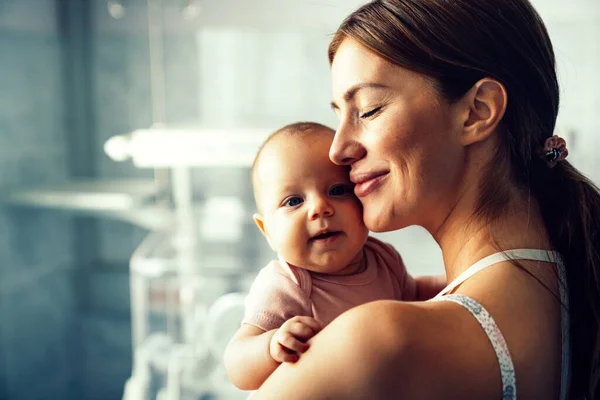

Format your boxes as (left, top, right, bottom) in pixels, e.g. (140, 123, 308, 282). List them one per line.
(360, 106, 382, 119)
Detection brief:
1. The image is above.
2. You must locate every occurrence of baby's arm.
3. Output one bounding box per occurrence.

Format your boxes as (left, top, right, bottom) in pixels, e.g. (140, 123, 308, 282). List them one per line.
(224, 316, 322, 390)
(224, 324, 278, 391)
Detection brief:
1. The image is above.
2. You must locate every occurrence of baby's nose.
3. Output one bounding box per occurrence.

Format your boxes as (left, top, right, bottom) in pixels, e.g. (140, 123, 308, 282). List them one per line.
(309, 198, 334, 219)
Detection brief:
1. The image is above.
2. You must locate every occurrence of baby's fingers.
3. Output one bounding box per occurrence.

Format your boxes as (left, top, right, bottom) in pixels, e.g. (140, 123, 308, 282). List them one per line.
(271, 343, 300, 363)
(278, 332, 310, 354)
(290, 316, 322, 334)
(287, 321, 320, 342)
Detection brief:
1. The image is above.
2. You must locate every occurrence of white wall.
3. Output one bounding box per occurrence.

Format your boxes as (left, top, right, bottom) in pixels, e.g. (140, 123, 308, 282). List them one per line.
(194, 0, 367, 130)
(196, 0, 367, 30)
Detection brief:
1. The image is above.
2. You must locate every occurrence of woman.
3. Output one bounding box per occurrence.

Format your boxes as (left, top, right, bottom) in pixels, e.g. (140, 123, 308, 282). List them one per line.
(251, 0, 600, 398)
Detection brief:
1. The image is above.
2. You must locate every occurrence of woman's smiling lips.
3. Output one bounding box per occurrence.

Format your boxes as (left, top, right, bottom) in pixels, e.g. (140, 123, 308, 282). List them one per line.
(350, 171, 389, 197)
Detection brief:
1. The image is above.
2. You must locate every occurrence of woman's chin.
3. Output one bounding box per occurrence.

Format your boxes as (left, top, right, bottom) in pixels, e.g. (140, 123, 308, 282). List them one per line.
(364, 204, 412, 233)
(364, 209, 392, 233)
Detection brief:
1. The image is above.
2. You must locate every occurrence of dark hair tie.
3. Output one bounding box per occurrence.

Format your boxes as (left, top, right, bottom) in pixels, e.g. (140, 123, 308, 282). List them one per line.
(541, 135, 568, 168)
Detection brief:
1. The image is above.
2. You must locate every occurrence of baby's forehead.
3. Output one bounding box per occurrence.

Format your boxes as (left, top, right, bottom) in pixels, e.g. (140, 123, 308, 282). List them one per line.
(271, 128, 332, 148)
(259, 130, 335, 159)
(259, 131, 331, 165)
(256, 135, 345, 185)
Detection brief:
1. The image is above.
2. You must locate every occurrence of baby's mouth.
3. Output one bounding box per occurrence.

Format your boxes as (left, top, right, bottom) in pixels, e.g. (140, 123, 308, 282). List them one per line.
(310, 231, 342, 241)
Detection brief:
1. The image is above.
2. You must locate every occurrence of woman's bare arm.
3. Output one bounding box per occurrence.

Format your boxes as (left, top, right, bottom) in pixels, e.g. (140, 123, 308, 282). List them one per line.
(250, 300, 501, 400)
(250, 301, 414, 399)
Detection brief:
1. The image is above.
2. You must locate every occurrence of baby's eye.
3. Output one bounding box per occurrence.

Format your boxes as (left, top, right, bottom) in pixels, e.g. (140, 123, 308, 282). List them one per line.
(330, 185, 350, 197)
(284, 197, 303, 207)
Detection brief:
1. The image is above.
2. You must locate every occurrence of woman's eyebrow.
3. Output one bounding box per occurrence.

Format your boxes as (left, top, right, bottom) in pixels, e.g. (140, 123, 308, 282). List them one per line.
(330, 82, 388, 110)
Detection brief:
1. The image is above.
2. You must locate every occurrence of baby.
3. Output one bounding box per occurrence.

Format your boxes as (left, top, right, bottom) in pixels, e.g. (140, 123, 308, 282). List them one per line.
(224, 122, 437, 391)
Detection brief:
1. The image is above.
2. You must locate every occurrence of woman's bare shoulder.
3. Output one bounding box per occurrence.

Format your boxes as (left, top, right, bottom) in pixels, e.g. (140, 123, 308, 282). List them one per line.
(252, 300, 501, 399)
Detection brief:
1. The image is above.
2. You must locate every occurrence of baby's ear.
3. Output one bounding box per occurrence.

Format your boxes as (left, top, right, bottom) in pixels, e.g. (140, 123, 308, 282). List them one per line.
(253, 213, 267, 235)
(253, 213, 275, 250)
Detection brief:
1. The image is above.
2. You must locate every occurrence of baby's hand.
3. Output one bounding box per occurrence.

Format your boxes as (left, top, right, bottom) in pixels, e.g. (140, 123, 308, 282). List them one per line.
(269, 316, 322, 363)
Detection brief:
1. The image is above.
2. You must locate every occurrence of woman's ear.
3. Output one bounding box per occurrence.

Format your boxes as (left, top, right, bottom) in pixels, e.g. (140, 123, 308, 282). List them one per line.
(253, 213, 275, 250)
(460, 78, 507, 146)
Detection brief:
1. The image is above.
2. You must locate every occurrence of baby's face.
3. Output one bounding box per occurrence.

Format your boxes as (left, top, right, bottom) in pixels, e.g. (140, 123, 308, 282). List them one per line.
(254, 133, 369, 274)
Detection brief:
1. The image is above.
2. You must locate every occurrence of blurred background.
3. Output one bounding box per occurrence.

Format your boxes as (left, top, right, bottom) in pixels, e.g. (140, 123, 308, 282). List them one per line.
(0, 0, 598, 399)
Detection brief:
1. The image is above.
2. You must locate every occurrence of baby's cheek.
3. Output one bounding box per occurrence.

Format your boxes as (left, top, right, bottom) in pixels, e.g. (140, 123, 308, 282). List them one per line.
(346, 200, 366, 221)
(350, 194, 364, 211)
(281, 223, 307, 257)
(345, 202, 369, 238)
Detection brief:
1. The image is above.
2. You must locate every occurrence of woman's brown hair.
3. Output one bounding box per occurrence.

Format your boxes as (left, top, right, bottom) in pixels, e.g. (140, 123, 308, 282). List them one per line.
(328, 0, 600, 398)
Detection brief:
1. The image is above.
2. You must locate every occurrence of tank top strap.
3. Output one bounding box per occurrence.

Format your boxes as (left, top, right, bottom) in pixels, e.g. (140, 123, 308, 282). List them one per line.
(432, 249, 570, 400)
(435, 249, 561, 299)
(431, 294, 516, 400)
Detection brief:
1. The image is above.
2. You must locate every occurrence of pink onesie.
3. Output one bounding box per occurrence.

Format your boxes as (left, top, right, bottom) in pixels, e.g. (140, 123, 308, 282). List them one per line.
(242, 236, 416, 330)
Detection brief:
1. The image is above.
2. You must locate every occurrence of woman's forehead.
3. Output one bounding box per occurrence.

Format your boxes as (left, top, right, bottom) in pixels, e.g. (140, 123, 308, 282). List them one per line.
(332, 40, 390, 87)
(331, 38, 427, 104)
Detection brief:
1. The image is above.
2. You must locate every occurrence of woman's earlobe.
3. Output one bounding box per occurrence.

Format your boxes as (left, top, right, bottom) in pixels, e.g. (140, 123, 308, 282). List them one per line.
(461, 78, 508, 146)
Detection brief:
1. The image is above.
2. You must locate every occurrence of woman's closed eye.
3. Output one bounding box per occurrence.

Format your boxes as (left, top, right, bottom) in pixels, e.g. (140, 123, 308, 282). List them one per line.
(283, 196, 304, 207)
(360, 106, 382, 119)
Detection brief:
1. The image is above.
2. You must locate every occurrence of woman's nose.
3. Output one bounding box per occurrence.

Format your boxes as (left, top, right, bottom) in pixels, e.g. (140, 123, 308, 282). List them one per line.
(329, 122, 366, 166)
(309, 197, 334, 220)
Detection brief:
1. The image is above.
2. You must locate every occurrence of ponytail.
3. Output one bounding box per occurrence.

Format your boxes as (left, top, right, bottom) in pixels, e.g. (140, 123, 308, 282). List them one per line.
(531, 160, 600, 399)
